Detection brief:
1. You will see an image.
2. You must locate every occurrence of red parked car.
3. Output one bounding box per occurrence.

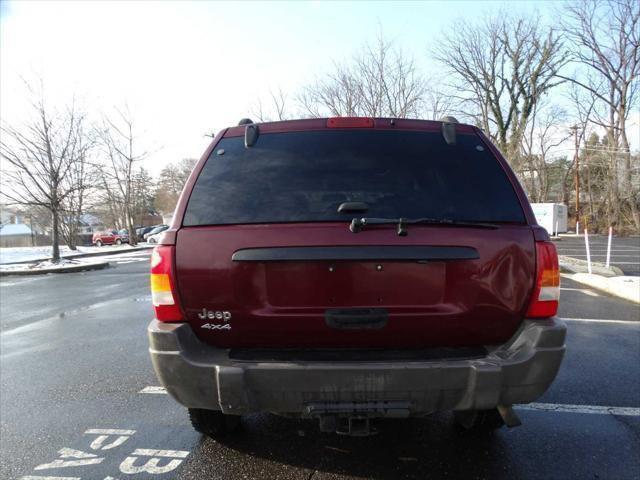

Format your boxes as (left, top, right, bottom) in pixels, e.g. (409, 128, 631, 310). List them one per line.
(92, 229, 129, 247)
(148, 117, 565, 437)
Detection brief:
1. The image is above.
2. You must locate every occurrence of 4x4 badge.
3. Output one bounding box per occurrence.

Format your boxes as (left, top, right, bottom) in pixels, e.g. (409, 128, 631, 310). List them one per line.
(201, 323, 231, 330)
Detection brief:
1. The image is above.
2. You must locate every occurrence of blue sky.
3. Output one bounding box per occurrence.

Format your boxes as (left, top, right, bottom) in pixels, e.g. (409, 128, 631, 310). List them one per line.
(0, 1, 617, 172)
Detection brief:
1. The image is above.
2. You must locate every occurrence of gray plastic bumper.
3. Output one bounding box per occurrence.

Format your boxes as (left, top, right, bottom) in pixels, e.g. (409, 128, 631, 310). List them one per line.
(148, 318, 566, 416)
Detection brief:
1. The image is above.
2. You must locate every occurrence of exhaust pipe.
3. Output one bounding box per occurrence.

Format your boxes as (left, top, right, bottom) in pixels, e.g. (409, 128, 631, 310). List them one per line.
(497, 405, 522, 427)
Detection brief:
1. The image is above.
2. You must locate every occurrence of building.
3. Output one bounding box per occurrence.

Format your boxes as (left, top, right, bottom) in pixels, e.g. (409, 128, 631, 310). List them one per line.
(0, 206, 110, 247)
(77, 214, 105, 245)
(0, 223, 34, 247)
(1, 205, 51, 247)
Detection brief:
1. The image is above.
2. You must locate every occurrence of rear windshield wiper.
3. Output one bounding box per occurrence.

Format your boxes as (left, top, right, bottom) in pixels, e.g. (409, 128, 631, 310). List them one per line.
(349, 217, 499, 236)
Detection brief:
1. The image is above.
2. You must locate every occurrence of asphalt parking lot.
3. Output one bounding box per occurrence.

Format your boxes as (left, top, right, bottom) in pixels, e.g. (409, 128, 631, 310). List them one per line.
(554, 234, 640, 276)
(1, 249, 639, 480)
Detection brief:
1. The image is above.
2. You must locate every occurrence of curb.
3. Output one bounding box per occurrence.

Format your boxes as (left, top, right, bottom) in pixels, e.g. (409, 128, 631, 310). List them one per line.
(564, 273, 640, 304)
(559, 255, 624, 277)
(1, 245, 153, 266)
(0, 261, 110, 276)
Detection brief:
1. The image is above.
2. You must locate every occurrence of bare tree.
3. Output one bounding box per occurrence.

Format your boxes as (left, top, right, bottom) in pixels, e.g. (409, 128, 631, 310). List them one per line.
(422, 78, 455, 121)
(521, 101, 571, 202)
(131, 166, 156, 228)
(154, 158, 196, 215)
(251, 87, 290, 122)
(298, 65, 362, 117)
(434, 14, 566, 166)
(560, 0, 640, 231)
(298, 32, 426, 118)
(0, 83, 89, 261)
(59, 123, 96, 249)
(97, 106, 147, 245)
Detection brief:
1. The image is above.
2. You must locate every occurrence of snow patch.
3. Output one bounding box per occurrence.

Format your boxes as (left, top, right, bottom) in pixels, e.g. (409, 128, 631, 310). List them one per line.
(0, 256, 109, 272)
(0, 244, 143, 264)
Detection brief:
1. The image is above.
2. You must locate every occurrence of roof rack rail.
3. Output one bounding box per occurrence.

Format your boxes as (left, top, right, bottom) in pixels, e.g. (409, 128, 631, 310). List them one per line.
(440, 116, 458, 146)
(439, 116, 459, 124)
(244, 123, 259, 147)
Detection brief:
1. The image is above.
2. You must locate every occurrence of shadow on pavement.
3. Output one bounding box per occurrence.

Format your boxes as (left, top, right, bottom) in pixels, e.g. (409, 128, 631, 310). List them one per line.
(189, 412, 507, 479)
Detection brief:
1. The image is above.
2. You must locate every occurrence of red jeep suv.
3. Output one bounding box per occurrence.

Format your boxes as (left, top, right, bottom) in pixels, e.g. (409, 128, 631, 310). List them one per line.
(92, 229, 128, 247)
(148, 117, 565, 437)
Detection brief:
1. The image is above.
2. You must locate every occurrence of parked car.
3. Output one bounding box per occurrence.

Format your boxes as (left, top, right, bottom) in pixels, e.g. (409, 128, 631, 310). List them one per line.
(92, 229, 129, 247)
(136, 225, 158, 238)
(146, 231, 165, 244)
(148, 117, 565, 438)
(143, 225, 168, 241)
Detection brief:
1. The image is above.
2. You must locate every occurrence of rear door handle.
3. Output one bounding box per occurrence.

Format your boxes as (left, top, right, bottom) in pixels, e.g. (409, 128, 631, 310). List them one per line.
(325, 308, 388, 330)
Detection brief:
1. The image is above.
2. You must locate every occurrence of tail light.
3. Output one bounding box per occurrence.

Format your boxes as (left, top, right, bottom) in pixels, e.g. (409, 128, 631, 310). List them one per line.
(526, 241, 560, 318)
(327, 117, 375, 128)
(150, 245, 184, 322)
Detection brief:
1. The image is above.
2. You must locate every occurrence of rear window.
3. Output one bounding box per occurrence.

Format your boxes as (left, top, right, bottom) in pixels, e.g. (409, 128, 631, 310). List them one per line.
(183, 130, 525, 226)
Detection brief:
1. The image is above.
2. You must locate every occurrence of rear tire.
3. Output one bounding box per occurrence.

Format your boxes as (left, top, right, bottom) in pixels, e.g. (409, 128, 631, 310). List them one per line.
(95, 240, 103, 247)
(453, 409, 504, 432)
(188, 408, 241, 437)
(115, 238, 122, 245)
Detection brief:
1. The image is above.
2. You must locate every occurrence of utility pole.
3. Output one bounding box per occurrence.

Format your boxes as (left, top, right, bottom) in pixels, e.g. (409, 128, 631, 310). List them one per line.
(571, 125, 580, 228)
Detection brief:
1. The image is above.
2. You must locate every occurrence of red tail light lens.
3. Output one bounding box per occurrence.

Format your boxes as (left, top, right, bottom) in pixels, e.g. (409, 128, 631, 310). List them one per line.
(150, 245, 184, 322)
(327, 117, 375, 128)
(526, 241, 560, 318)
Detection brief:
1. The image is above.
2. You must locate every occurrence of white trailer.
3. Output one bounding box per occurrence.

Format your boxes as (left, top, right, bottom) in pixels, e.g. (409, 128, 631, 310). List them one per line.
(531, 203, 568, 235)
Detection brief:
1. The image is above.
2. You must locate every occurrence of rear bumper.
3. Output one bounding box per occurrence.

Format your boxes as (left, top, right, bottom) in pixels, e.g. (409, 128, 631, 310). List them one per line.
(148, 318, 566, 417)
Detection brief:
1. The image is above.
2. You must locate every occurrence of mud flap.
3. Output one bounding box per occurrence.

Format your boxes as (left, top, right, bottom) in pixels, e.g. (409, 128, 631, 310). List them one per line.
(216, 366, 250, 414)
